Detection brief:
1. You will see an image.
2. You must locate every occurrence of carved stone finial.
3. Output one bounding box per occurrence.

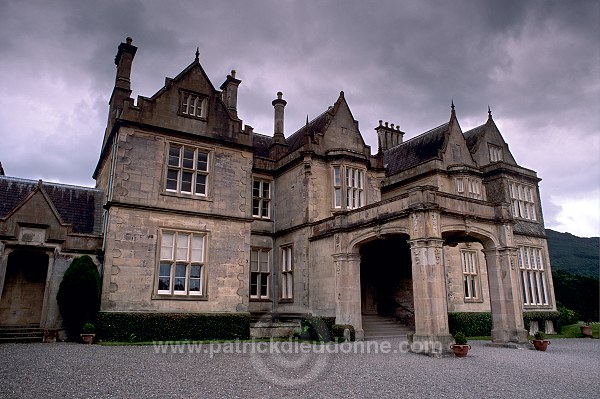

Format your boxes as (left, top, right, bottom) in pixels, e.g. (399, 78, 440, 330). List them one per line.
(231, 69, 236, 78)
(488, 105, 492, 118)
(126, 37, 133, 44)
(195, 48, 200, 61)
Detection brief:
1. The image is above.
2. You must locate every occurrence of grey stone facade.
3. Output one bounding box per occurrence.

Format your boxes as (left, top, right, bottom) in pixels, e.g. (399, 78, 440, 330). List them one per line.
(1, 38, 557, 351)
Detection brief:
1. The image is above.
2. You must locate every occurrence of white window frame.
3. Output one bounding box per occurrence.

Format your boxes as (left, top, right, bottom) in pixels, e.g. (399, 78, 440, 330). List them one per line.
(180, 91, 207, 119)
(456, 177, 483, 200)
(489, 145, 503, 162)
(250, 248, 271, 300)
(165, 143, 210, 196)
(518, 246, 549, 306)
(509, 181, 537, 221)
(252, 179, 271, 219)
(461, 250, 480, 301)
(332, 165, 365, 210)
(281, 246, 293, 300)
(157, 230, 206, 297)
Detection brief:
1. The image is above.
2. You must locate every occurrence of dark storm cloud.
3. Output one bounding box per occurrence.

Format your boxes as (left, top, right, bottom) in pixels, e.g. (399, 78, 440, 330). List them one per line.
(0, 0, 598, 236)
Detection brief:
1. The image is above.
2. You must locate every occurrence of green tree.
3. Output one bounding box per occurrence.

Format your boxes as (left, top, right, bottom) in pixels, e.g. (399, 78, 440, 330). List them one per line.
(56, 255, 101, 339)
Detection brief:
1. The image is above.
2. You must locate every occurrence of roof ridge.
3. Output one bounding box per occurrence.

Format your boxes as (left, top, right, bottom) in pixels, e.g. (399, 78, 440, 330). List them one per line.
(0, 176, 101, 191)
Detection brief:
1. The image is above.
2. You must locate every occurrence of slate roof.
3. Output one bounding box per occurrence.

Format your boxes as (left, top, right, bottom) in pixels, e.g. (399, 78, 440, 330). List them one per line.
(383, 122, 449, 176)
(252, 133, 272, 157)
(0, 176, 104, 235)
(285, 110, 331, 153)
(463, 123, 487, 152)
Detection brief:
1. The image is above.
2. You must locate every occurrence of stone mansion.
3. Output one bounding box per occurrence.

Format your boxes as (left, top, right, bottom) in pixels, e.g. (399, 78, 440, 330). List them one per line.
(0, 38, 557, 349)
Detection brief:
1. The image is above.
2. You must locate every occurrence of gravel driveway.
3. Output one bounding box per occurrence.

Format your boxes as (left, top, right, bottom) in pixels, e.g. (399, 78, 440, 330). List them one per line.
(1, 338, 598, 398)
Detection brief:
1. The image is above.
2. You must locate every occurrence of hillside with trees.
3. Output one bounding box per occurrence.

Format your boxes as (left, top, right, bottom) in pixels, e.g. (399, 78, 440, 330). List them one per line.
(546, 229, 599, 322)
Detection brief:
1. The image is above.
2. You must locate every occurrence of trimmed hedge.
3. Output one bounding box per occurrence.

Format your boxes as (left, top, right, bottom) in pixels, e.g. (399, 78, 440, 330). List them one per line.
(98, 312, 250, 342)
(448, 312, 493, 337)
(449, 311, 562, 336)
(523, 311, 561, 334)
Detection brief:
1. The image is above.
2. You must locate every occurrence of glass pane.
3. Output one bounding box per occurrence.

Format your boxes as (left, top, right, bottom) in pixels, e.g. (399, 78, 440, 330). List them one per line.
(287, 274, 293, 298)
(166, 169, 179, 191)
(262, 182, 270, 198)
(183, 148, 194, 169)
(160, 232, 174, 260)
(250, 273, 258, 296)
(174, 264, 186, 292)
(333, 167, 340, 186)
(261, 200, 269, 218)
(197, 151, 208, 171)
(189, 278, 200, 292)
(335, 188, 341, 207)
(358, 171, 364, 189)
(253, 180, 261, 197)
(191, 235, 204, 262)
(176, 233, 190, 261)
(181, 172, 193, 192)
(168, 145, 181, 166)
(260, 276, 268, 297)
(260, 256, 269, 272)
(195, 173, 206, 195)
(159, 263, 171, 291)
(253, 199, 260, 216)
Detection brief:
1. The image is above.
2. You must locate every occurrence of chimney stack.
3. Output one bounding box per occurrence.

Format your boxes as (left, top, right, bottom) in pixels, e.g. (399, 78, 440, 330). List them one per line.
(220, 70, 241, 119)
(114, 37, 137, 91)
(272, 92, 287, 144)
(375, 120, 405, 151)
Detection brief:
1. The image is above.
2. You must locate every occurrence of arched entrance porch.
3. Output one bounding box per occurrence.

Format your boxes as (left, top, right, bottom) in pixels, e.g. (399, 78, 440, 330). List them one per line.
(0, 250, 49, 326)
(360, 235, 414, 326)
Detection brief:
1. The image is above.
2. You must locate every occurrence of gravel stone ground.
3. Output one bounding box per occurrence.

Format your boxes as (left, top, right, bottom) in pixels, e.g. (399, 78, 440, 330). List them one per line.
(1, 338, 598, 398)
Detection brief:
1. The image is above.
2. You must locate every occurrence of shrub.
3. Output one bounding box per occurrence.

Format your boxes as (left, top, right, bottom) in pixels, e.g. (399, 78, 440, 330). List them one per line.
(453, 332, 467, 345)
(331, 324, 356, 342)
(300, 316, 336, 342)
(97, 312, 250, 342)
(557, 304, 579, 326)
(82, 322, 96, 334)
(56, 255, 101, 339)
(534, 331, 545, 340)
(448, 312, 492, 337)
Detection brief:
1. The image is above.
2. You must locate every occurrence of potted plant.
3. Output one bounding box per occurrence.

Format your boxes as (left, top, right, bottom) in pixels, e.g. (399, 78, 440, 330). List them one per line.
(80, 322, 96, 344)
(531, 331, 550, 351)
(450, 332, 470, 357)
(580, 320, 593, 338)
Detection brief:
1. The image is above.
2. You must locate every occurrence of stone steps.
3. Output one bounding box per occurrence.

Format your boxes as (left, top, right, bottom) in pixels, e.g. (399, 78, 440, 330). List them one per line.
(362, 315, 410, 340)
(0, 324, 44, 343)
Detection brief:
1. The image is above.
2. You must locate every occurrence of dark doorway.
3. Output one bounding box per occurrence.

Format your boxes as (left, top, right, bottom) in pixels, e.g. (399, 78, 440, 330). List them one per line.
(360, 235, 414, 326)
(0, 251, 49, 326)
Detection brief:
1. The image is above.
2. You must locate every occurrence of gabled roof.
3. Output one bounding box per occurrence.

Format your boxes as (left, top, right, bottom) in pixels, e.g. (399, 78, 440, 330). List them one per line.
(463, 123, 487, 152)
(149, 56, 218, 101)
(286, 110, 331, 153)
(383, 122, 449, 175)
(0, 176, 104, 234)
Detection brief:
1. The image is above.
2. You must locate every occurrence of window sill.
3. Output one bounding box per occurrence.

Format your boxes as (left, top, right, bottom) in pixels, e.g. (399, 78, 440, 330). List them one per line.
(278, 299, 294, 304)
(161, 191, 213, 201)
(463, 298, 484, 304)
(152, 293, 208, 301)
(250, 298, 272, 302)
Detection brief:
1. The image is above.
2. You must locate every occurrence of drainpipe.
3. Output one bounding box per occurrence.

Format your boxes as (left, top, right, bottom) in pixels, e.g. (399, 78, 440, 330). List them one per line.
(271, 178, 277, 321)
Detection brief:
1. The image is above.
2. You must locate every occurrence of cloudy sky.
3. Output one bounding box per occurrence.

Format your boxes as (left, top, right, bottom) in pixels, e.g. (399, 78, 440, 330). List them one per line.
(1, 0, 598, 237)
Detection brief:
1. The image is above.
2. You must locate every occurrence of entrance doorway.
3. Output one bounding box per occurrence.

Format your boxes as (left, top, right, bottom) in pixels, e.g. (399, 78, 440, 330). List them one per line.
(0, 251, 49, 326)
(360, 235, 414, 327)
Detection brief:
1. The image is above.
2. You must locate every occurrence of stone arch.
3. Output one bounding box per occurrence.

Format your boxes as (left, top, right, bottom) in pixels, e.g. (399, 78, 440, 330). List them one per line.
(441, 224, 528, 344)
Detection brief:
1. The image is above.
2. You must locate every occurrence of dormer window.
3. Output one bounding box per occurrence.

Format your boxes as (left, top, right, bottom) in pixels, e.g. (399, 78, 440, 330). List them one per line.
(489, 145, 503, 162)
(180, 92, 207, 119)
(509, 181, 537, 221)
(456, 177, 483, 200)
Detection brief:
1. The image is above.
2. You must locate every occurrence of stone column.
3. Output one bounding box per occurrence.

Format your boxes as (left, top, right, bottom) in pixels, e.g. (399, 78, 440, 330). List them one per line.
(333, 253, 363, 340)
(408, 238, 453, 355)
(483, 248, 528, 344)
(0, 244, 12, 299)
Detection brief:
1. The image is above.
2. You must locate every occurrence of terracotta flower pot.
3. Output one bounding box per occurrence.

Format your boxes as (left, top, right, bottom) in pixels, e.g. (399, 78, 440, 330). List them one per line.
(450, 344, 471, 357)
(80, 334, 95, 344)
(532, 339, 549, 351)
(580, 325, 592, 337)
